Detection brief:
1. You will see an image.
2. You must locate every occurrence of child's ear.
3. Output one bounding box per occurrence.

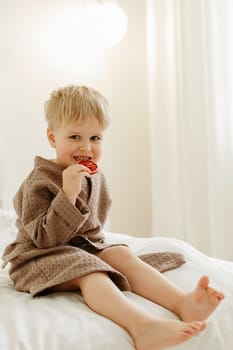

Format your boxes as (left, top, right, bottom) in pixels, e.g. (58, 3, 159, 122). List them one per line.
(47, 128, 56, 148)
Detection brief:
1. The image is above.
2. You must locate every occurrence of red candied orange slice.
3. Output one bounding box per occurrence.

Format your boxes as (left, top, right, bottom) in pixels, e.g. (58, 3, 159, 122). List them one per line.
(78, 160, 98, 174)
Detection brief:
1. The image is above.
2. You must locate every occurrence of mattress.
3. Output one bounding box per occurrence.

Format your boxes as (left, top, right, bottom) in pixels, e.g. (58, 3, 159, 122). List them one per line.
(0, 209, 232, 350)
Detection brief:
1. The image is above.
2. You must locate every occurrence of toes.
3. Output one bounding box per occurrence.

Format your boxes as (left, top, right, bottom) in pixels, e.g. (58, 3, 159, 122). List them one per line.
(207, 287, 225, 301)
(184, 321, 206, 335)
(198, 275, 209, 289)
(218, 292, 225, 300)
(213, 290, 225, 300)
(199, 321, 207, 331)
(183, 326, 197, 335)
(208, 287, 218, 297)
(198, 276, 224, 301)
(188, 324, 200, 333)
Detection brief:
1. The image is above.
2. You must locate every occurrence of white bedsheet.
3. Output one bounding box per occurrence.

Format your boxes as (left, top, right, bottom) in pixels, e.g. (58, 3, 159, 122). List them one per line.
(0, 209, 233, 350)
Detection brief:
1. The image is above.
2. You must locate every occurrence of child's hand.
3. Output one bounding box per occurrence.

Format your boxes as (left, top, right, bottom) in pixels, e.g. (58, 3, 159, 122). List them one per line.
(62, 164, 90, 204)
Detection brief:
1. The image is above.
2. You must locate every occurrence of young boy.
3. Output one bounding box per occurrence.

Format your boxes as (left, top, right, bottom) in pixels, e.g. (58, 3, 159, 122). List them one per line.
(2, 85, 224, 350)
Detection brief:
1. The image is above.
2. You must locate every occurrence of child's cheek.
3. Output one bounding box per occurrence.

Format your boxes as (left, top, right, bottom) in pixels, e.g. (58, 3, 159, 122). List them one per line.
(58, 144, 74, 159)
(94, 147, 102, 162)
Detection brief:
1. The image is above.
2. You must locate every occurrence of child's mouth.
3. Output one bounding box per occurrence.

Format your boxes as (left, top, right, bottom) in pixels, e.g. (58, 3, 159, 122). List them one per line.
(73, 156, 91, 162)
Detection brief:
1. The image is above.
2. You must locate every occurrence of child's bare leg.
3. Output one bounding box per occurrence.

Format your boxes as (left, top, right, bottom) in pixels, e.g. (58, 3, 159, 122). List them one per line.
(49, 271, 205, 350)
(97, 247, 224, 322)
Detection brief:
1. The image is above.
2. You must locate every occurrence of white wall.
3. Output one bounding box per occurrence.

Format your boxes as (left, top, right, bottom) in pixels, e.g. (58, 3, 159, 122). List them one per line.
(0, 1, 152, 237)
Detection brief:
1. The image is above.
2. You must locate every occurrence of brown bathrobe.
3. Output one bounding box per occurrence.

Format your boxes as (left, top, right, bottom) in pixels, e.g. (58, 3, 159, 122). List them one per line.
(2, 156, 184, 297)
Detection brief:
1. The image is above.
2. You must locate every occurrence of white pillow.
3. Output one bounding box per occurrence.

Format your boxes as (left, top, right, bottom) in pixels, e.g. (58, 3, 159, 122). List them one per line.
(0, 209, 17, 251)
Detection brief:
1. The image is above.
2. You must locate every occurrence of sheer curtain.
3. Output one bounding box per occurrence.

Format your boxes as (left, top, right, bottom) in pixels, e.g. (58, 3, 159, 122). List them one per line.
(146, 0, 233, 260)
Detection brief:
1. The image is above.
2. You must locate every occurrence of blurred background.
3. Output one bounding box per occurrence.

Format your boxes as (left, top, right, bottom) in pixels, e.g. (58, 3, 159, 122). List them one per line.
(0, 0, 232, 260)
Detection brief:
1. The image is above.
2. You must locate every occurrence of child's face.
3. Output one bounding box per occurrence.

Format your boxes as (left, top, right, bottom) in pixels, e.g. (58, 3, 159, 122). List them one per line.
(47, 118, 104, 168)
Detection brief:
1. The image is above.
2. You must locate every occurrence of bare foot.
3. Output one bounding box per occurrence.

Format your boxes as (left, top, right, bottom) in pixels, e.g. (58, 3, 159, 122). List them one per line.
(180, 275, 225, 322)
(134, 318, 206, 350)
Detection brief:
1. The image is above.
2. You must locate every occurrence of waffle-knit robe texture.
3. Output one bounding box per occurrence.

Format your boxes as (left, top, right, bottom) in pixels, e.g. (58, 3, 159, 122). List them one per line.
(2, 157, 185, 297)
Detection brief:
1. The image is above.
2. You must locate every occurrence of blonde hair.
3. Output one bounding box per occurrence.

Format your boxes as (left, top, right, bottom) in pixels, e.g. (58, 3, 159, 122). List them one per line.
(44, 85, 110, 129)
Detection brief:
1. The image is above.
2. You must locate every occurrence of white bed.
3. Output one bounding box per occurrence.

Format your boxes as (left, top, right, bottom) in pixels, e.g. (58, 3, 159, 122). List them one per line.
(0, 208, 232, 350)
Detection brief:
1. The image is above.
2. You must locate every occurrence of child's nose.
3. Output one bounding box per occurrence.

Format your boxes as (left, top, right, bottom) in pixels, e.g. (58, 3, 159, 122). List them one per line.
(79, 143, 91, 152)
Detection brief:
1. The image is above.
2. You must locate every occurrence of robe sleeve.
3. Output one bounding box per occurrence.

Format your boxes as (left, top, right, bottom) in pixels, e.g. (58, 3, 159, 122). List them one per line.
(14, 174, 89, 249)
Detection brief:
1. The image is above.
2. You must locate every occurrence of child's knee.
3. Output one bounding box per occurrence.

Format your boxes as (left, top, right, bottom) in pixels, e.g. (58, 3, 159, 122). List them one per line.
(98, 245, 135, 267)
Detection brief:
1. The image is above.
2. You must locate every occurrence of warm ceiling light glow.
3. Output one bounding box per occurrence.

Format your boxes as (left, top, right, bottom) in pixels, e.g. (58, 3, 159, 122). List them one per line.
(38, 0, 128, 52)
(85, 1, 128, 48)
(35, 1, 128, 69)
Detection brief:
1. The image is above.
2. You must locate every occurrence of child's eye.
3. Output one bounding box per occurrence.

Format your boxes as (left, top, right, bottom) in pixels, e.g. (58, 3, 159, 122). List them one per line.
(69, 135, 80, 140)
(91, 136, 102, 142)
